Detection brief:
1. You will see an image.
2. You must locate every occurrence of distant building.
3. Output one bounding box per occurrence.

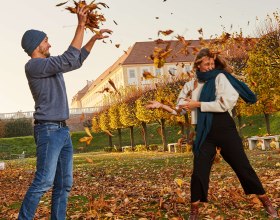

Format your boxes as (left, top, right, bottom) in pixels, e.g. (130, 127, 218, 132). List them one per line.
(71, 40, 201, 108)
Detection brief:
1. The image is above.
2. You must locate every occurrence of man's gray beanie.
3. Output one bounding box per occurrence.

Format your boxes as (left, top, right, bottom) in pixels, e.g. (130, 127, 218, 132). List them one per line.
(21, 29, 46, 56)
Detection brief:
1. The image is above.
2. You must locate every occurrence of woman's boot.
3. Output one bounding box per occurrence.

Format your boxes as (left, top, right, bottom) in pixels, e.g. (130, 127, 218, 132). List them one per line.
(258, 195, 279, 218)
(188, 202, 199, 220)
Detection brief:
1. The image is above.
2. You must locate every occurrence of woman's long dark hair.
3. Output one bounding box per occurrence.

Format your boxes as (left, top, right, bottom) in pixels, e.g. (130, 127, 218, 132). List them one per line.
(193, 48, 233, 73)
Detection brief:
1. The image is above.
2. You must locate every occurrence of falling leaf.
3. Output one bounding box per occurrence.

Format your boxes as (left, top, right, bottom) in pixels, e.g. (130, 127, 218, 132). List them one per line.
(115, 44, 120, 48)
(158, 29, 174, 36)
(80, 112, 85, 122)
(168, 70, 175, 77)
(154, 38, 165, 44)
(79, 136, 93, 145)
(56, 1, 69, 7)
(143, 71, 157, 79)
(113, 20, 118, 25)
(108, 78, 120, 94)
(197, 28, 203, 35)
(96, 87, 110, 93)
(104, 130, 114, 136)
(84, 127, 93, 137)
(155, 17, 159, 19)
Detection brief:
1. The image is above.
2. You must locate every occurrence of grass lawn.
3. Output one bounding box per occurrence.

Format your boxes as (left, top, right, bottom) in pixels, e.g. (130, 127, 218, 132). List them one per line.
(0, 150, 279, 219)
(0, 112, 279, 159)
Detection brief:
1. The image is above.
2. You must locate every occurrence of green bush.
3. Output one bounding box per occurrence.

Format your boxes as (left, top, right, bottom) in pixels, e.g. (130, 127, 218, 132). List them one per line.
(4, 118, 33, 138)
(0, 120, 6, 138)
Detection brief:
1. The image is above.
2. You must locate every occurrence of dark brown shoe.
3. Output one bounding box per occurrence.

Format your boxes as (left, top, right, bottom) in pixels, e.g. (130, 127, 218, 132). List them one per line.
(188, 203, 199, 220)
(258, 195, 279, 218)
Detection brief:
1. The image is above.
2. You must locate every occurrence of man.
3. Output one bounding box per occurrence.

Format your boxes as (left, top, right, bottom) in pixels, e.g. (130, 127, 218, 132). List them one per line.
(19, 6, 111, 220)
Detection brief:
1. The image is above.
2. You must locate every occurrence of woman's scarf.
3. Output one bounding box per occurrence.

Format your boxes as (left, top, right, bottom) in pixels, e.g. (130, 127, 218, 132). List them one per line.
(193, 69, 257, 155)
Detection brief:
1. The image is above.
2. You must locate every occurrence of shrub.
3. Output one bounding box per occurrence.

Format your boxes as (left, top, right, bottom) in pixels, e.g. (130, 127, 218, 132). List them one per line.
(0, 120, 6, 138)
(4, 118, 33, 138)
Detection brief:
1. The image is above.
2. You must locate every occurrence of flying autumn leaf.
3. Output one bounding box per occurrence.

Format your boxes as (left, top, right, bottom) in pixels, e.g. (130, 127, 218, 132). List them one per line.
(104, 130, 114, 136)
(108, 78, 120, 95)
(79, 136, 93, 145)
(113, 20, 118, 25)
(56, 1, 69, 7)
(197, 28, 203, 35)
(168, 70, 175, 77)
(84, 127, 93, 137)
(149, 44, 173, 68)
(143, 71, 157, 79)
(154, 38, 165, 44)
(158, 29, 174, 36)
(80, 112, 85, 122)
(115, 44, 120, 48)
(96, 87, 110, 93)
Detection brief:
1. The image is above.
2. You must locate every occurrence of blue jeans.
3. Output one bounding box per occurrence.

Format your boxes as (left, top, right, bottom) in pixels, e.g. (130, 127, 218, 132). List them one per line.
(18, 123, 73, 220)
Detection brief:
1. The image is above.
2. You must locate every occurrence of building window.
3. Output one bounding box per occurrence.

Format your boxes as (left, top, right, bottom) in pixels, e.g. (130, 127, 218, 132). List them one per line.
(185, 64, 192, 72)
(129, 69, 136, 78)
(127, 68, 138, 85)
(155, 68, 162, 76)
(168, 66, 177, 75)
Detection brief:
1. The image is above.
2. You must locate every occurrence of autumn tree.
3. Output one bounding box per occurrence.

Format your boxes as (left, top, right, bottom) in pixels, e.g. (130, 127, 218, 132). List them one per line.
(245, 12, 280, 134)
(109, 104, 124, 150)
(119, 102, 139, 148)
(91, 114, 101, 133)
(99, 110, 113, 148)
(135, 90, 155, 147)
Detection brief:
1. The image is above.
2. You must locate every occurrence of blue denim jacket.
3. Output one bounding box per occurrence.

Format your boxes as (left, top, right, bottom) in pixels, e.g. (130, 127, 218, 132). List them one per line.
(25, 46, 89, 121)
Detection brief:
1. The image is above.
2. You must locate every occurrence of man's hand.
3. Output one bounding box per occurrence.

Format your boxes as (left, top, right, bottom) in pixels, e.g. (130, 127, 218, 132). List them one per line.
(77, 6, 89, 27)
(93, 29, 113, 40)
(146, 100, 162, 109)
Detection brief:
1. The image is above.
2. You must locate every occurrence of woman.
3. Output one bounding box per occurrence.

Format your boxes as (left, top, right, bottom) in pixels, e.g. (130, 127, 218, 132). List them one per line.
(146, 48, 278, 219)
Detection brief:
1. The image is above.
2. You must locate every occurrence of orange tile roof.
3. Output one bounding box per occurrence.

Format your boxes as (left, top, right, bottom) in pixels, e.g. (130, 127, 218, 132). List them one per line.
(123, 40, 202, 65)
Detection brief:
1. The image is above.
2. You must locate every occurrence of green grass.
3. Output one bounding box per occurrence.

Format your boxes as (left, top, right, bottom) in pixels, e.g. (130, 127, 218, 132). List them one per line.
(0, 112, 279, 159)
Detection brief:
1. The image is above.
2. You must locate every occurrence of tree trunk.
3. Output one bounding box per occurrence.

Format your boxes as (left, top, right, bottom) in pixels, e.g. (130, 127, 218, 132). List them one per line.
(117, 128, 122, 150)
(184, 113, 190, 140)
(160, 118, 168, 151)
(264, 113, 271, 134)
(129, 126, 135, 148)
(237, 115, 242, 137)
(180, 122, 185, 136)
(141, 121, 149, 147)
(108, 134, 113, 148)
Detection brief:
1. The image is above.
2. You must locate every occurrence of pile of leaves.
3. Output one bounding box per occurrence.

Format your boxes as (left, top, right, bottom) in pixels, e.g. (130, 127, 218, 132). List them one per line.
(0, 150, 279, 219)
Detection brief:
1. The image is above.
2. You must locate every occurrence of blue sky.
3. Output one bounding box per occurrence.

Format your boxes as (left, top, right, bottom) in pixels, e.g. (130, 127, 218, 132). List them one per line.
(0, 0, 279, 113)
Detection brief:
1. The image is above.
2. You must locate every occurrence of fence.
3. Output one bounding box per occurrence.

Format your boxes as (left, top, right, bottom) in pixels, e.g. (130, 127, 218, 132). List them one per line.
(0, 107, 101, 120)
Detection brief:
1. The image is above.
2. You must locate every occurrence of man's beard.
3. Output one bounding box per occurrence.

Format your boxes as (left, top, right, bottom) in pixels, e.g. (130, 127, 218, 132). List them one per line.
(39, 46, 50, 58)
